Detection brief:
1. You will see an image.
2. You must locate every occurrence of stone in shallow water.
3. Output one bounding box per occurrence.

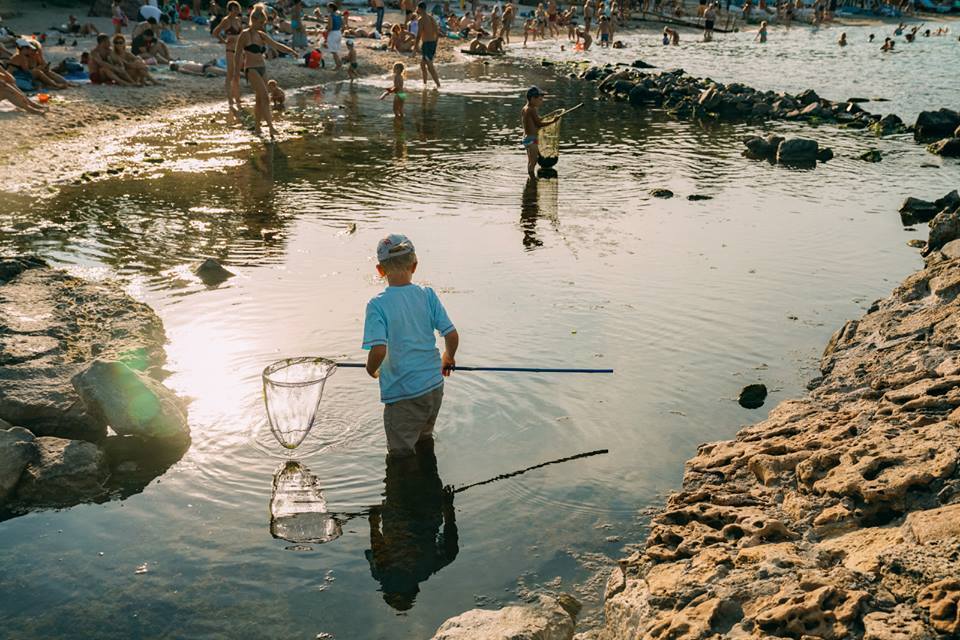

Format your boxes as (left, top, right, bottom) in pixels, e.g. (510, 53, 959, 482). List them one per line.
(650, 189, 674, 199)
(738, 384, 768, 409)
(72, 360, 189, 442)
(194, 258, 235, 286)
(15, 437, 107, 506)
(0, 426, 37, 503)
(432, 594, 580, 640)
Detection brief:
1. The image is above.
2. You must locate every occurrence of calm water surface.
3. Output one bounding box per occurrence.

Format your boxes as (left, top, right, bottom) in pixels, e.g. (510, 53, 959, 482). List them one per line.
(1, 39, 959, 639)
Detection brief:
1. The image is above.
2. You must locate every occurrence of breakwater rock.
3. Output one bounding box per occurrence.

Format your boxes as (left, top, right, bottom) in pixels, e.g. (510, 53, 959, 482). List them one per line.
(583, 65, 889, 129)
(0, 257, 188, 517)
(578, 195, 960, 638)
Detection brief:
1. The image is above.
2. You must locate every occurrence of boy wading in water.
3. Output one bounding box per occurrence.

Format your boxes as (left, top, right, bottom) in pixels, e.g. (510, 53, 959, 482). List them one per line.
(521, 86, 558, 178)
(363, 235, 459, 456)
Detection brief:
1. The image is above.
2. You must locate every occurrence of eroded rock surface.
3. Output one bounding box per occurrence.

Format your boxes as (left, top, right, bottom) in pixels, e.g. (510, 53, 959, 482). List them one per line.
(15, 437, 108, 506)
(587, 198, 960, 639)
(0, 257, 167, 441)
(432, 594, 581, 640)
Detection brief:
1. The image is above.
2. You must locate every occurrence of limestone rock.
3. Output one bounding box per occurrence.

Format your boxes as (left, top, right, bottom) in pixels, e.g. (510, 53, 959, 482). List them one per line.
(15, 437, 108, 505)
(72, 360, 189, 442)
(917, 580, 960, 634)
(432, 595, 579, 640)
(0, 426, 37, 502)
(927, 208, 960, 254)
(0, 258, 167, 441)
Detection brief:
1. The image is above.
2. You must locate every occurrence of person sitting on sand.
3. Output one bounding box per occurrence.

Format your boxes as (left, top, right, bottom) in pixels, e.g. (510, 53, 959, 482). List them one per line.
(111, 34, 159, 85)
(57, 15, 99, 37)
(0, 65, 46, 114)
(468, 32, 488, 53)
(486, 36, 505, 53)
(9, 40, 70, 90)
(575, 26, 592, 49)
(132, 29, 170, 64)
(169, 60, 227, 75)
(838, 31, 847, 46)
(89, 34, 135, 85)
(388, 24, 416, 52)
(267, 78, 285, 109)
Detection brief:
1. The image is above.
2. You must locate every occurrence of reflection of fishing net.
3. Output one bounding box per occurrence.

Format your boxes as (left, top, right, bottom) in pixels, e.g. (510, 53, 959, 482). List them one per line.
(270, 461, 343, 544)
(537, 108, 565, 168)
(262, 357, 337, 450)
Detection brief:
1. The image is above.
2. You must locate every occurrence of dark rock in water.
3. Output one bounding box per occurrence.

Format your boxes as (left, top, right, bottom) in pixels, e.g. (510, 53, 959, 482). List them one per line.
(847, 97, 870, 103)
(776, 138, 819, 166)
(540, 59, 554, 67)
(817, 147, 834, 162)
(738, 384, 768, 409)
(194, 258, 235, 286)
(537, 155, 558, 168)
(797, 89, 820, 106)
(650, 189, 674, 199)
(631, 59, 655, 68)
(842, 120, 869, 130)
(870, 96, 890, 102)
(935, 190, 960, 213)
(0, 426, 37, 503)
(860, 149, 883, 162)
(0, 258, 167, 442)
(899, 197, 939, 226)
(72, 360, 190, 443)
(907, 239, 926, 249)
(14, 437, 108, 506)
(926, 208, 960, 255)
(928, 138, 960, 158)
(628, 85, 659, 107)
(687, 194, 713, 201)
(612, 79, 636, 96)
(914, 109, 960, 142)
(871, 113, 905, 136)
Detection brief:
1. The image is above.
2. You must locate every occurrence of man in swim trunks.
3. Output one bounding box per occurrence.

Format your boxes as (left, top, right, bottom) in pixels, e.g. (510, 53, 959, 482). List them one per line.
(415, 2, 441, 89)
(521, 86, 557, 179)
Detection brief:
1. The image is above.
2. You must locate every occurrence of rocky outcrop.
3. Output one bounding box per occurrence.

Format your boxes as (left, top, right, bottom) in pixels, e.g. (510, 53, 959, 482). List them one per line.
(15, 437, 108, 506)
(0, 426, 37, 501)
(899, 190, 960, 231)
(73, 360, 189, 442)
(914, 109, 960, 142)
(0, 257, 167, 441)
(585, 191, 960, 639)
(432, 594, 581, 640)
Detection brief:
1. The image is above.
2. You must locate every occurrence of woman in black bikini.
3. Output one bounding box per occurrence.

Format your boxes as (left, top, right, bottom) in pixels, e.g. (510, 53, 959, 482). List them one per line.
(212, 0, 243, 109)
(234, 3, 295, 138)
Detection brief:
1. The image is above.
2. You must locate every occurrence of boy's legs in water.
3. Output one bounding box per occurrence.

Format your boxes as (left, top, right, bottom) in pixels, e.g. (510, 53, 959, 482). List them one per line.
(526, 141, 539, 177)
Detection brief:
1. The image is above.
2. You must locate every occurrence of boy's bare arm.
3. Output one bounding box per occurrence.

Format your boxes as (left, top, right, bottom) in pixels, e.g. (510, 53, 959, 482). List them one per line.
(442, 329, 459, 375)
(366, 345, 387, 378)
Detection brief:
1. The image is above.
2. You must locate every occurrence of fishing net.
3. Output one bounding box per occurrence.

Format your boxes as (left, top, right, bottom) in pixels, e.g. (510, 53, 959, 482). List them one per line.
(537, 108, 565, 168)
(270, 461, 343, 544)
(262, 357, 337, 450)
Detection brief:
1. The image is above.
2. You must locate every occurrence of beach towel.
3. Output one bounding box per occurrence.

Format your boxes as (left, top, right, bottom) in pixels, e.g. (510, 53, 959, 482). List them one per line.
(12, 69, 35, 92)
(63, 70, 91, 83)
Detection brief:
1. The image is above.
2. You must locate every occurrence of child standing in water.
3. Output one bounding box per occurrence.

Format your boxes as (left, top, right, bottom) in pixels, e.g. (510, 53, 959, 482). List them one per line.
(521, 86, 558, 179)
(345, 39, 358, 81)
(391, 61, 406, 117)
(755, 20, 768, 43)
(363, 234, 459, 456)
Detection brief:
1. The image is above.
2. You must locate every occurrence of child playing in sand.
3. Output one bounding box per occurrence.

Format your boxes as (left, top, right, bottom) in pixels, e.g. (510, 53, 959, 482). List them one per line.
(521, 86, 558, 179)
(363, 234, 459, 457)
(267, 79, 285, 109)
(345, 39, 358, 80)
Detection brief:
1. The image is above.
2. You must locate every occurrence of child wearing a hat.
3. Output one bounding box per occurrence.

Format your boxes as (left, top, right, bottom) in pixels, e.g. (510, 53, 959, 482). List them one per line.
(363, 234, 459, 456)
(521, 86, 557, 178)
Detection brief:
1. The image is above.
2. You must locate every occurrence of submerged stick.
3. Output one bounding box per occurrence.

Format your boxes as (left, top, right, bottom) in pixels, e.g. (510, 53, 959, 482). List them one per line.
(453, 448, 609, 494)
(335, 362, 613, 374)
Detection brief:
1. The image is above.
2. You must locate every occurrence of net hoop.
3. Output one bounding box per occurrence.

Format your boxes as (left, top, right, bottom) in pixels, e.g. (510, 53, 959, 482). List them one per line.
(262, 357, 338, 449)
(262, 356, 338, 388)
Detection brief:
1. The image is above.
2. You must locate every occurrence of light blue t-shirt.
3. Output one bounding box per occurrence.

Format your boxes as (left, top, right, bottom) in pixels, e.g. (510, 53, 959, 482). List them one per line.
(362, 284, 455, 404)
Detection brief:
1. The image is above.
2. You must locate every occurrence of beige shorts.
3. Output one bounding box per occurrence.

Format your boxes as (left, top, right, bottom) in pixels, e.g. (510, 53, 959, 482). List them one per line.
(383, 385, 443, 455)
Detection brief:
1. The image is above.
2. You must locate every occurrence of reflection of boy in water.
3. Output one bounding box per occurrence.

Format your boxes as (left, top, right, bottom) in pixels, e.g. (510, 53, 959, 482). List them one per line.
(365, 439, 458, 611)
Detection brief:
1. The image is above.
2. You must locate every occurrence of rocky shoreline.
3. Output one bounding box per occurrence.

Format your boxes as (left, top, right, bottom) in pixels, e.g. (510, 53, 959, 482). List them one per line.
(0, 257, 188, 517)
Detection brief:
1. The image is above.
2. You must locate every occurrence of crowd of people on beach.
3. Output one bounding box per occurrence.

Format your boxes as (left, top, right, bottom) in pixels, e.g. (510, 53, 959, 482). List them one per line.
(0, 0, 957, 125)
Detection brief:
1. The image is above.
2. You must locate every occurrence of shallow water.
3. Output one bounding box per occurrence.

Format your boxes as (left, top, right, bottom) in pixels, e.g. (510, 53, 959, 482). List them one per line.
(1, 46, 959, 638)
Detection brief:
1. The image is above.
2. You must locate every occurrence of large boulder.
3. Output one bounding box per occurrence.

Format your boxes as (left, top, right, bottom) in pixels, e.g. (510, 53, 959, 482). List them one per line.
(899, 197, 940, 225)
(72, 360, 189, 442)
(776, 138, 820, 166)
(15, 437, 108, 506)
(926, 209, 960, 255)
(433, 595, 580, 640)
(914, 109, 960, 142)
(0, 426, 38, 503)
(0, 258, 167, 441)
(928, 138, 960, 157)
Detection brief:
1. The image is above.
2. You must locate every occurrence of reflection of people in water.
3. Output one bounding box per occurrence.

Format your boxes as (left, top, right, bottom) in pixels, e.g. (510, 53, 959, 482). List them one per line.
(521, 176, 544, 249)
(365, 439, 458, 611)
